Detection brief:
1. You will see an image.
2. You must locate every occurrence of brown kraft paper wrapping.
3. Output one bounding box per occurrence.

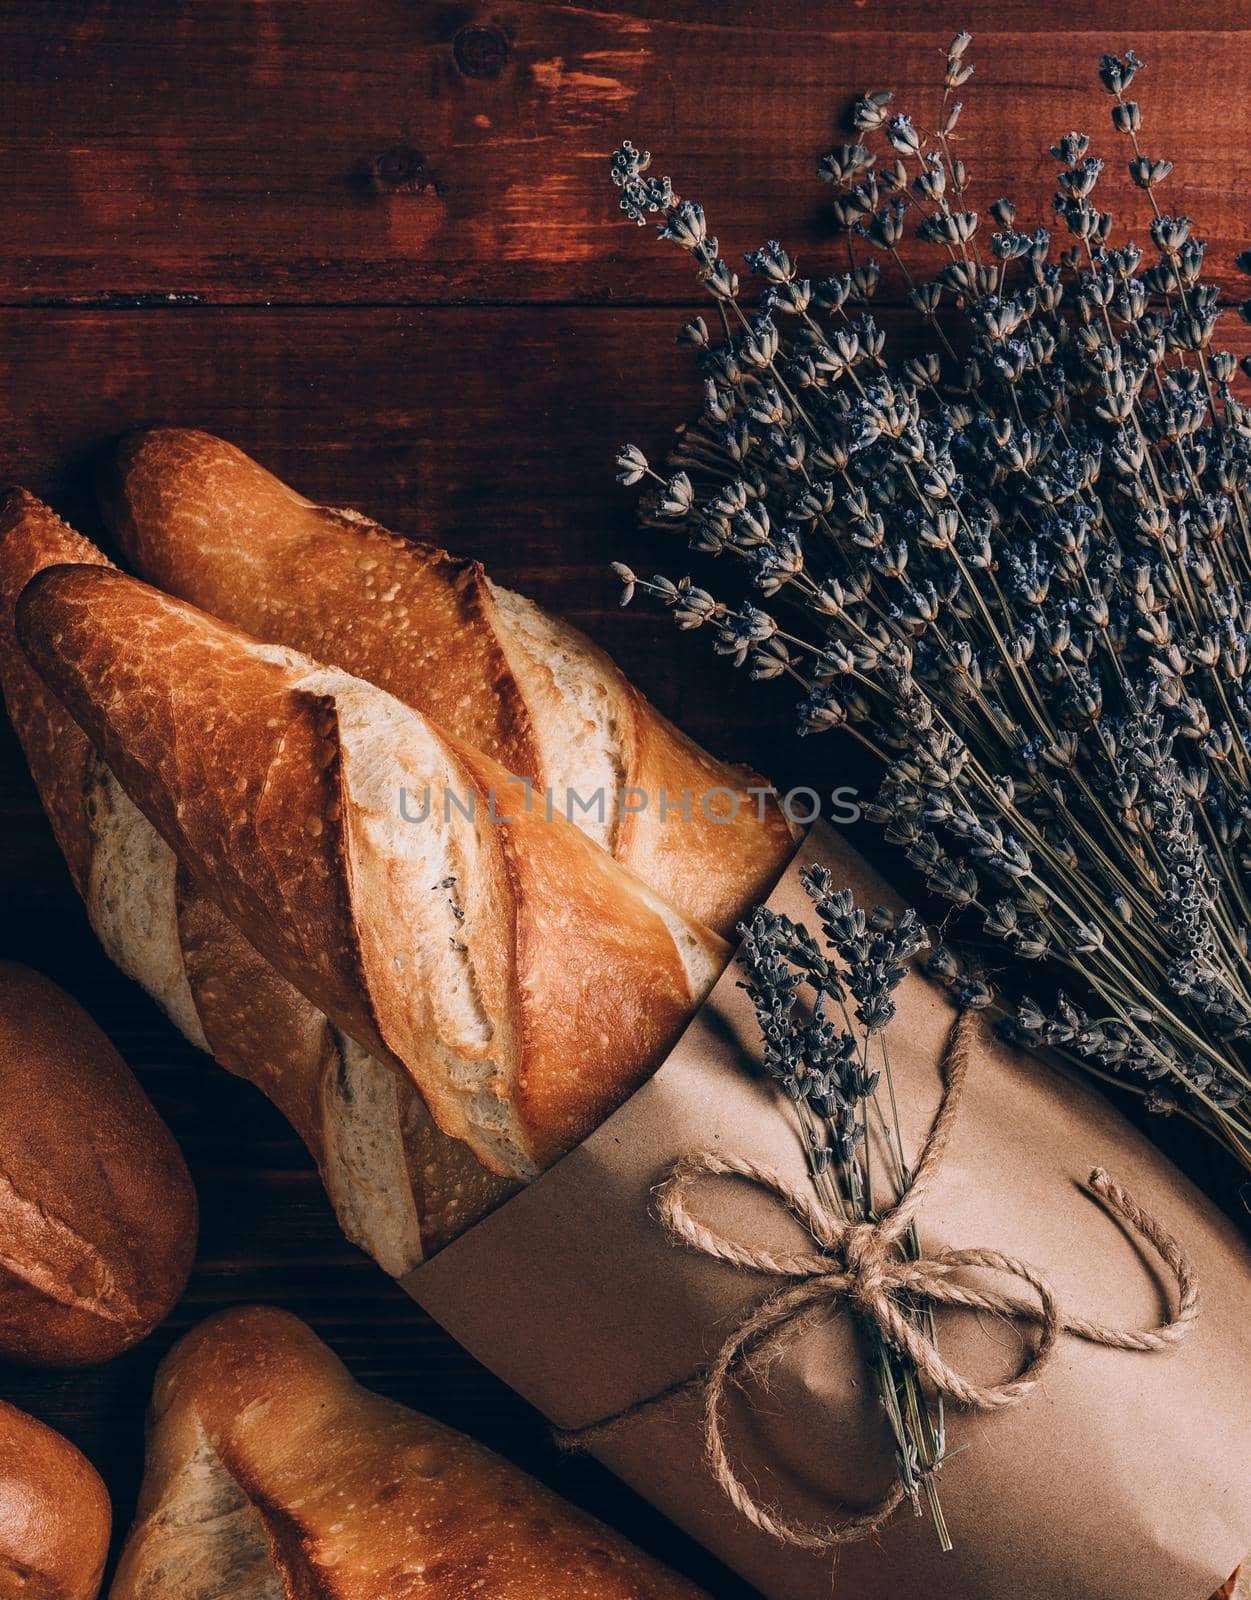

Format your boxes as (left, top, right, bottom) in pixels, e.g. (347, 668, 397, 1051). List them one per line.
(405, 824, 1251, 1600)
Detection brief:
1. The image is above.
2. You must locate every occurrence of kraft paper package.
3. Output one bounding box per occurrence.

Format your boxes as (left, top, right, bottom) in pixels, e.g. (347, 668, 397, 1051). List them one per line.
(405, 825, 1251, 1600)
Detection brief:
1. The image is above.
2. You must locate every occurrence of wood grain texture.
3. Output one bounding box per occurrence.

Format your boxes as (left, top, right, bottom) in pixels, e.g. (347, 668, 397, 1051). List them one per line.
(0, 305, 805, 747)
(1, 7, 1249, 1597)
(1, 2, 1250, 304)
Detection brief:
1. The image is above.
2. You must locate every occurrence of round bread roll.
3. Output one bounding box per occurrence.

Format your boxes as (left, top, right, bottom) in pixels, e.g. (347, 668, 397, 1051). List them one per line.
(0, 961, 197, 1365)
(0, 1397, 110, 1598)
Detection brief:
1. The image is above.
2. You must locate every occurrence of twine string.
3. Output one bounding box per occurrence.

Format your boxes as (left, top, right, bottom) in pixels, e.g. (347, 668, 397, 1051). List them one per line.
(558, 1010, 1200, 1552)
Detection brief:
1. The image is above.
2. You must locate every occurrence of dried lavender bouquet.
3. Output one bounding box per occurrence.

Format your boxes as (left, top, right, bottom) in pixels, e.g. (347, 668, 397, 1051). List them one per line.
(739, 880, 954, 1544)
(611, 37, 1251, 1170)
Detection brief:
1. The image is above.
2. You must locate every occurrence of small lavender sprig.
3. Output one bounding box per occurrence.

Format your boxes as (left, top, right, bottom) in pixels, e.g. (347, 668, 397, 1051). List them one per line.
(738, 883, 958, 1548)
(611, 35, 1251, 1172)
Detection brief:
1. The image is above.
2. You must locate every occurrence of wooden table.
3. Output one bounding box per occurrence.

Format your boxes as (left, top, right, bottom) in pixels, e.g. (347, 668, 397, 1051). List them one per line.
(1, 4, 1248, 1591)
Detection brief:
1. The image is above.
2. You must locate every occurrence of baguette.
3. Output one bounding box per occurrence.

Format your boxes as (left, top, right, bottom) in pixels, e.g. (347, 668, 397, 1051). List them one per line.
(176, 884, 514, 1267)
(0, 1398, 110, 1599)
(101, 427, 797, 936)
(0, 960, 195, 1366)
(111, 1305, 708, 1599)
(16, 559, 728, 1180)
(0, 491, 205, 1044)
(0, 492, 509, 1271)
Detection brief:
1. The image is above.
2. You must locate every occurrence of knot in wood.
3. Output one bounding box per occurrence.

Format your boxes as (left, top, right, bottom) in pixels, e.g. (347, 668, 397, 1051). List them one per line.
(453, 24, 509, 79)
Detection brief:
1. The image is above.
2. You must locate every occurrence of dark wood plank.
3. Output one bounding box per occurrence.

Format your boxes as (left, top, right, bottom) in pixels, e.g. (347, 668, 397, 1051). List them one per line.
(2, 298, 1250, 737)
(2, 3, 1251, 304)
(0, 302, 806, 755)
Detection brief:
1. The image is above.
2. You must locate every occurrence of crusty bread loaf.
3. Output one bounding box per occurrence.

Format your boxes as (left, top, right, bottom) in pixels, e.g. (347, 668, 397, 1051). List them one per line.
(0, 1398, 110, 1599)
(17, 560, 728, 1179)
(110, 1305, 707, 1599)
(0, 961, 195, 1366)
(175, 881, 515, 1272)
(0, 492, 510, 1271)
(101, 427, 797, 937)
(0, 491, 204, 1044)
(0, 493, 109, 901)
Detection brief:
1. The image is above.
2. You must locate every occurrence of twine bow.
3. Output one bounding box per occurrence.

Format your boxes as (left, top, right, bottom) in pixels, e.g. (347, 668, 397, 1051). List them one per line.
(562, 1010, 1200, 1551)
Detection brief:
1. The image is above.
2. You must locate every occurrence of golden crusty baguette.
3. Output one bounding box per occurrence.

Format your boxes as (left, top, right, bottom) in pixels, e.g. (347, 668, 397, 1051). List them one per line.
(0, 961, 195, 1367)
(0, 493, 104, 899)
(100, 427, 796, 937)
(0, 492, 509, 1270)
(110, 1305, 708, 1600)
(0, 491, 209, 1047)
(0, 1398, 110, 1599)
(175, 881, 515, 1270)
(17, 561, 728, 1178)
